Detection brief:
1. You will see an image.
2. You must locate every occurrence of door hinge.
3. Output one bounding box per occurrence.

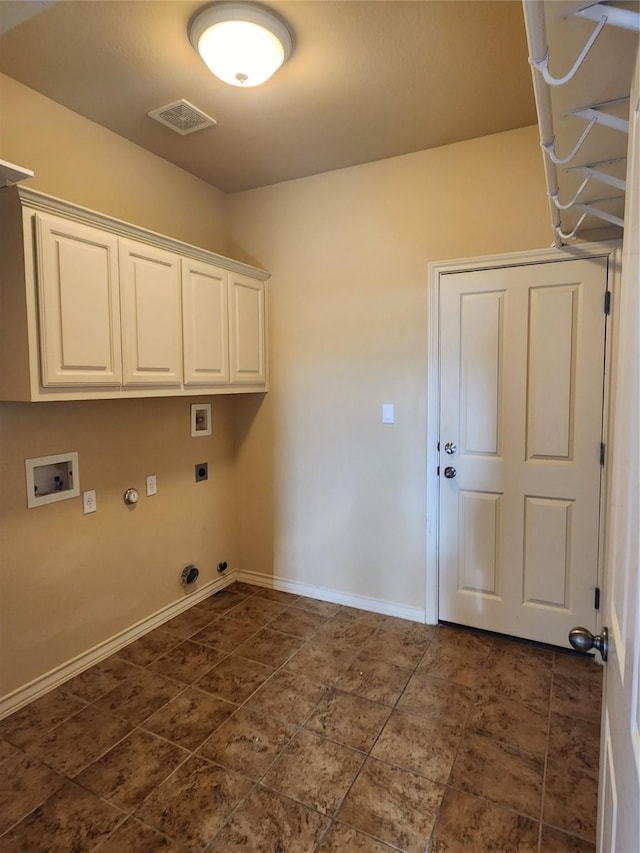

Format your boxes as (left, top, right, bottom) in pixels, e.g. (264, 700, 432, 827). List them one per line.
(600, 442, 606, 466)
(595, 587, 601, 610)
(604, 290, 611, 315)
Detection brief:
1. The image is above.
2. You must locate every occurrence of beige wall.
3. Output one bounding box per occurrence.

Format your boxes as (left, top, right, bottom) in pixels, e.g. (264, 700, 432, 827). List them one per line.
(0, 73, 551, 699)
(0, 77, 235, 697)
(228, 125, 550, 611)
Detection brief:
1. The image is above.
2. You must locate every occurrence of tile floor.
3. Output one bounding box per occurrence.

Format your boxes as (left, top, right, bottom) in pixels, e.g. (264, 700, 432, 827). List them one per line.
(0, 582, 602, 852)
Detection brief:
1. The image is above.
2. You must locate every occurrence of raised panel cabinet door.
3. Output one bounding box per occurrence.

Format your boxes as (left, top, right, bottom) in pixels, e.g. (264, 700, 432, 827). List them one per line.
(119, 239, 182, 386)
(35, 213, 122, 386)
(228, 273, 266, 386)
(181, 258, 229, 386)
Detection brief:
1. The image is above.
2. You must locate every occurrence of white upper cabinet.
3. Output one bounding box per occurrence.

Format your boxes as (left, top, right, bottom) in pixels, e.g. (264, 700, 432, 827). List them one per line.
(35, 213, 122, 386)
(119, 239, 182, 386)
(182, 258, 229, 386)
(0, 187, 269, 401)
(229, 273, 266, 385)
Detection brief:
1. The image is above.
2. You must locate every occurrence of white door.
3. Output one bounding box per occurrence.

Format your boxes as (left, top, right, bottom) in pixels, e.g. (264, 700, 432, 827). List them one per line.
(228, 273, 266, 386)
(598, 56, 640, 853)
(119, 239, 182, 387)
(182, 258, 229, 386)
(35, 213, 122, 386)
(439, 257, 608, 647)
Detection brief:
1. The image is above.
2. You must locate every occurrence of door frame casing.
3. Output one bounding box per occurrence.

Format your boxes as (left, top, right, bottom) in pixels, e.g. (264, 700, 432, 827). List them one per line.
(425, 242, 622, 628)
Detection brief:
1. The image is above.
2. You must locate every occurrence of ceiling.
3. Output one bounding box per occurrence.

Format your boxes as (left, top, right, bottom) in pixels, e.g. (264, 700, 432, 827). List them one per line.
(0, 0, 538, 193)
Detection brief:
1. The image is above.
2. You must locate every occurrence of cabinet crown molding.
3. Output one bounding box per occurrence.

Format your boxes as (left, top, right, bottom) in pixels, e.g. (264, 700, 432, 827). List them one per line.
(10, 186, 270, 282)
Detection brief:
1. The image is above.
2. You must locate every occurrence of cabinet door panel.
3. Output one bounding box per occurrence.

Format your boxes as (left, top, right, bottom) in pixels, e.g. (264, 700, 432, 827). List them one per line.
(35, 213, 122, 386)
(119, 240, 182, 386)
(182, 259, 229, 386)
(228, 274, 266, 385)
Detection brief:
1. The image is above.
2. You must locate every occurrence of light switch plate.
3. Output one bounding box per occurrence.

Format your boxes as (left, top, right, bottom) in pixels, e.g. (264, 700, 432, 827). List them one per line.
(146, 474, 157, 496)
(382, 403, 395, 424)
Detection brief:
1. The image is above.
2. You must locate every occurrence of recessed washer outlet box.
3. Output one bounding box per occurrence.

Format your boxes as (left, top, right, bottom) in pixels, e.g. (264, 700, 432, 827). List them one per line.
(25, 452, 80, 508)
(195, 462, 208, 482)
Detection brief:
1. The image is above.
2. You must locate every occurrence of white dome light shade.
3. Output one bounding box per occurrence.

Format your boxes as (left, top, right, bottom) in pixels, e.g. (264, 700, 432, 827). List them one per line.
(189, 2, 294, 88)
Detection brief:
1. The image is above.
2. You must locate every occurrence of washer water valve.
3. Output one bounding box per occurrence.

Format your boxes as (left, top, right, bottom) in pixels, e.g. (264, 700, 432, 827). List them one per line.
(181, 564, 200, 586)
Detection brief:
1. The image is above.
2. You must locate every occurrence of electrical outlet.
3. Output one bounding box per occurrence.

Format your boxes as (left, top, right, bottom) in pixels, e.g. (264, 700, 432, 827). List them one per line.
(146, 474, 157, 496)
(195, 462, 208, 482)
(82, 489, 97, 514)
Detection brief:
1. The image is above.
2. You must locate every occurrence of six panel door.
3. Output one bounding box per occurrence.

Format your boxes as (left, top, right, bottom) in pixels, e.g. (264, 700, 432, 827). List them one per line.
(438, 257, 608, 647)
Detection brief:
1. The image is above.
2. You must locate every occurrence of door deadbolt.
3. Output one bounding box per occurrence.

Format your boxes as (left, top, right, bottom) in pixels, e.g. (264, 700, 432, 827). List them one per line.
(444, 442, 457, 455)
(443, 467, 457, 479)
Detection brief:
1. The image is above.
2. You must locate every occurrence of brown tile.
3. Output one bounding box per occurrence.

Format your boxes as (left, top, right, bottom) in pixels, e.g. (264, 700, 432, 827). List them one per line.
(136, 754, 252, 849)
(304, 690, 391, 752)
(338, 757, 444, 852)
(263, 730, 364, 816)
(0, 740, 19, 765)
(449, 731, 543, 819)
(548, 712, 600, 774)
(163, 606, 217, 639)
(429, 787, 539, 852)
(224, 596, 287, 626)
(195, 587, 248, 614)
(467, 689, 549, 757)
(371, 709, 461, 783)
(433, 624, 490, 653)
(192, 616, 260, 653)
(0, 780, 124, 853)
(293, 596, 341, 618)
(199, 707, 294, 780)
(234, 626, 303, 667)
(397, 671, 474, 726)
(317, 822, 397, 851)
(314, 616, 378, 651)
(98, 817, 189, 852)
(543, 759, 598, 842)
(245, 669, 330, 725)
(337, 657, 413, 705)
(480, 649, 552, 713)
(253, 587, 300, 604)
(553, 652, 602, 684)
(540, 824, 596, 852)
(359, 630, 430, 670)
(0, 751, 65, 834)
(213, 784, 329, 851)
(148, 640, 226, 683)
(419, 642, 487, 687)
(551, 673, 602, 725)
(283, 639, 356, 686)
(75, 729, 188, 811)
(143, 687, 236, 750)
(196, 654, 275, 703)
(268, 606, 327, 638)
(228, 581, 259, 594)
(117, 627, 179, 667)
(65, 655, 141, 702)
(96, 668, 182, 725)
(378, 618, 436, 647)
(25, 704, 132, 776)
(0, 686, 85, 749)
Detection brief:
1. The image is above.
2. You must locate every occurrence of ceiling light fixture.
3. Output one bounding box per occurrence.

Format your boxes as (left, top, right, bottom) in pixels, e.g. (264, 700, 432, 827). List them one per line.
(189, 2, 294, 88)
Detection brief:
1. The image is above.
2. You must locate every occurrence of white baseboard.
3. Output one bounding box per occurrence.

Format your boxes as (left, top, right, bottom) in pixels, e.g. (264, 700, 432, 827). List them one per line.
(0, 571, 236, 721)
(235, 569, 427, 624)
(1, 568, 428, 720)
